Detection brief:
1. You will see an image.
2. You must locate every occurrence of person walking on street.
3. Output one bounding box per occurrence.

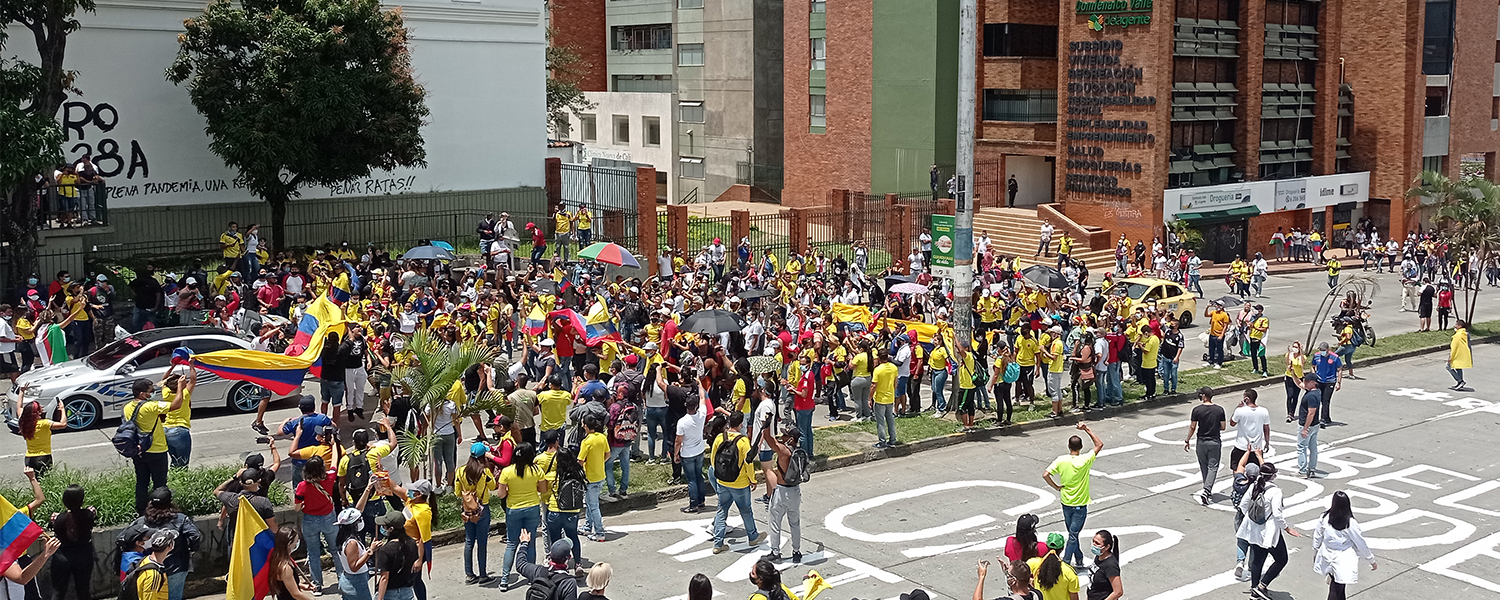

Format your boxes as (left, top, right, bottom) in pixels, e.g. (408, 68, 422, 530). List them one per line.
(1447, 320, 1471, 391)
(1043, 423, 1104, 570)
(1237, 463, 1302, 598)
(1229, 390, 1269, 469)
(1313, 491, 1378, 600)
(710, 412, 765, 554)
(1326, 256, 1341, 289)
(1310, 342, 1342, 428)
(1294, 374, 1322, 478)
(1282, 342, 1306, 423)
(1184, 387, 1225, 506)
(761, 422, 804, 563)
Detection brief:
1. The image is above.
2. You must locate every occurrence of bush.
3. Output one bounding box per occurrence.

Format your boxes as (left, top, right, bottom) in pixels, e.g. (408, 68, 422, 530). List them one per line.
(0, 465, 291, 529)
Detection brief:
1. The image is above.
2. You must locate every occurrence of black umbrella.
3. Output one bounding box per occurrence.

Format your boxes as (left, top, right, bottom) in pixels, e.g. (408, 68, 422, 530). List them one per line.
(1021, 265, 1068, 289)
(401, 245, 455, 261)
(884, 275, 914, 288)
(530, 279, 558, 294)
(736, 288, 775, 300)
(681, 309, 748, 335)
(1214, 295, 1245, 308)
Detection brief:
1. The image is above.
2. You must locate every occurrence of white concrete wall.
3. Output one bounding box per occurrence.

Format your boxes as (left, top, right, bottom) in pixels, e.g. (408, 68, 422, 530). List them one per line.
(4, 0, 546, 208)
(1006, 155, 1055, 207)
(565, 91, 676, 202)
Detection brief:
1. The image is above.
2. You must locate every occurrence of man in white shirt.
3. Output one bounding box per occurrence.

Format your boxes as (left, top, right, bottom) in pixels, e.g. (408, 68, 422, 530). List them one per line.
(1187, 251, 1204, 297)
(0, 304, 21, 385)
(1251, 253, 1269, 297)
(675, 390, 710, 512)
(1229, 389, 1271, 468)
(919, 228, 933, 270)
(894, 337, 913, 415)
(976, 231, 991, 256)
(1036, 221, 1054, 258)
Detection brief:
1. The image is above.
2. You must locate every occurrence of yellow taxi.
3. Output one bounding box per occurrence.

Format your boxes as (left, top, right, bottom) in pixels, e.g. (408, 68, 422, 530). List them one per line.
(1114, 277, 1199, 327)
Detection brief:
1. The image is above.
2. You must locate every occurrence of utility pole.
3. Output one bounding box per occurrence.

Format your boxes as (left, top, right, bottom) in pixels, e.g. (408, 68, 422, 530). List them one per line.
(953, 0, 977, 349)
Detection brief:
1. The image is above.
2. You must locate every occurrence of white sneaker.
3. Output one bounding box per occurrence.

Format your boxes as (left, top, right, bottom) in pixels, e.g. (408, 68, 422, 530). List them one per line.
(1235, 562, 1249, 582)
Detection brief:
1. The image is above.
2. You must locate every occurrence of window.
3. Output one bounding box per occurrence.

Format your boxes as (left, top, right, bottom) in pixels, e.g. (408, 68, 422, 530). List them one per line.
(580, 114, 597, 142)
(679, 101, 705, 123)
(810, 94, 826, 127)
(982, 24, 1057, 57)
(679, 0, 703, 7)
(811, 0, 825, 12)
(810, 37, 826, 70)
(1422, 0, 1453, 75)
(612, 24, 673, 51)
(981, 89, 1056, 122)
(679, 157, 705, 179)
(644, 116, 661, 146)
(613, 74, 674, 93)
(678, 43, 704, 66)
(612, 115, 631, 145)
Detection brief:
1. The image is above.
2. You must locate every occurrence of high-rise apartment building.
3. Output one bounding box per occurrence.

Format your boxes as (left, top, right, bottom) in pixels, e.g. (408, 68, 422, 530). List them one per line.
(549, 0, 783, 205)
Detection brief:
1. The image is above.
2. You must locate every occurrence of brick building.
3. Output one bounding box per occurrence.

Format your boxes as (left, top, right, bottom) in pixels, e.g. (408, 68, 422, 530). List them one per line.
(782, 0, 1500, 264)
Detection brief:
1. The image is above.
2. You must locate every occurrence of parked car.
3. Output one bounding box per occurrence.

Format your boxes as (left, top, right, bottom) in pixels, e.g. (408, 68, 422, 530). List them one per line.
(6, 326, 282, 431)
(1115, 277, 1199, 327)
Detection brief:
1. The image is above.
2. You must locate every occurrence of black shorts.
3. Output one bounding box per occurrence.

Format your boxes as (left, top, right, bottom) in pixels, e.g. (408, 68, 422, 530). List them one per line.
(956, 388, 977, 416)
(25, 455, 52, 477)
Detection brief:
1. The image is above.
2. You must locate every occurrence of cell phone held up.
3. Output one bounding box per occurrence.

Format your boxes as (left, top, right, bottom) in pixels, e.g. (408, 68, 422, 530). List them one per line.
(255, 436, 272, 444)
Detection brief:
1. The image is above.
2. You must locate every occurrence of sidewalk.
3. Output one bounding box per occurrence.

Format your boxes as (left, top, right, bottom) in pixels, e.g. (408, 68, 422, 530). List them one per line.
(1198, 255, 1370, 277)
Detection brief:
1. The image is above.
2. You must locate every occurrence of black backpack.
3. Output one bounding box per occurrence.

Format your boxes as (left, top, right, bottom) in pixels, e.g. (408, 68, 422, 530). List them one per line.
(119, 559, 165, 600)
(781, 447, 811, 486)
(526, 570, 572, 600)
(713, 433, 744, 483)
(112, 401, 156, 459)
(344, 449, 372, 498)
(555, 469, 587, 513)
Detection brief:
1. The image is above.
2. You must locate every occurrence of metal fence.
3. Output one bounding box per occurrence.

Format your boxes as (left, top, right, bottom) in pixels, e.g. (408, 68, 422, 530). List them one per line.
(684, 214, 734, 253)
(31, 183, 110, 230)
(746, 211, 791, 266)
(560, 163, 637, 213)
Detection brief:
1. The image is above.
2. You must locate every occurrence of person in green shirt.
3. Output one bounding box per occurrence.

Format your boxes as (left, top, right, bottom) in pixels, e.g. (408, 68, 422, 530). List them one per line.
(124, 367, 189, 515)
(1043, 423, 1103, 570)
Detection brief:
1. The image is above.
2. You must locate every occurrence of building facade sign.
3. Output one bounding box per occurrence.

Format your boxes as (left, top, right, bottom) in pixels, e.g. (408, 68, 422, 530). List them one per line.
(1165, 172, 1371, 220)
(1273, 180, 1308, 211)
(1182, 188, 1252, 210)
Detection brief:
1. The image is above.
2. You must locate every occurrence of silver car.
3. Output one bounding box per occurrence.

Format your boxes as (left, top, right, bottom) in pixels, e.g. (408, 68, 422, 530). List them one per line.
(7, 326, 277, 431)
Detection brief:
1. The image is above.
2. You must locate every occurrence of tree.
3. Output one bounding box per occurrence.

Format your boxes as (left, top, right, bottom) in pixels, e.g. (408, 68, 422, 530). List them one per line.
(1406, 169, 1500, 322)
(0, 0, 94, 285)
(167, 0, 429, 251)
(546, 27, 595, 137)
(387, 329, 506, 477)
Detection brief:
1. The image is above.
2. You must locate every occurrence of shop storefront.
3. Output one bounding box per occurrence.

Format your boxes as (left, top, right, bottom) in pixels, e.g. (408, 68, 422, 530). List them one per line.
(1164, 172, 1371, 264)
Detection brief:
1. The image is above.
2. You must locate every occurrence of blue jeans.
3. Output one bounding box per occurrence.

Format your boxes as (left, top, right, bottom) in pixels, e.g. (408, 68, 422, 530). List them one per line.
(501, 505, 538, 583)
(1208, 336, 1224, 366)
(464, 504, 492, 577)
(1297, 426, 1319, 474)
(645, 407, 668, 458)
(167, 571, 188, 600)
(683, 454, 706, 507)
(132, 307, 154, 332)
(165, 427, 192, 468)
(930, 370, 948, 411)
(1061, 504, 1088, 566)
(1103, 363, 1123, 405)
(606, 446, 631, 495)
(584, 480, 605, 535)
(384, 585, 415, 600)
(794, 409, 814, 456)
(712, 484, 759, 546)
(301, 512, 339, 587)
(1158, 361, 1179, 394)
(321, 379, 346, 406)
(339, 570, 371, 600)
(545, 510, 582, 563)
(1189, 273, 1203, 295)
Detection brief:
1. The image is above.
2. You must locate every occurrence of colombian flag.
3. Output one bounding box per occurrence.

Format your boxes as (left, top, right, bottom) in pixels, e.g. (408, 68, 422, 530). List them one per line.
(225, 496, 274, 600)
(191, 296, 347, 394)
(830, 303, 872, 332)
(0, 495, 42, 573)
(329, 262, 360, 305)
(524, 305, 547, 337)
(547, 307, 621, 348)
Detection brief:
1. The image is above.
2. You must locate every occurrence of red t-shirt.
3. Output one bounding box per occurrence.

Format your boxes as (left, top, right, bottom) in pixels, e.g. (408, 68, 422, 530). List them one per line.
(295, 472, 337, 517)
(1003, 536, 1049, 563)
(792, 371, 816, 411)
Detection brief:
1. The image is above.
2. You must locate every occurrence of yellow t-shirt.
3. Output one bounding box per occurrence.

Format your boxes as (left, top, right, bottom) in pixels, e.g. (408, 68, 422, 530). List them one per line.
(957, 352, 977, 390)
(66, 294, 90, 322)
(850, 350, 871, 378)
(1047, 339, 1065, 373)
(576, 211, 592, 231)
(337, 444, 393, 476)
(1016, 337, 1038, 367)
(1140, 334, 1161, 369)
(16, 317, 34, 341)
(456, 466, 497, 506)
(220, 232, 244, 258)
(163, 389, 192, 429)
(1210, 311, 1231, 337)
(554, 213, 572, 234)
(1250, 316, 1270, 340)
(403, 500, 433, 542)
(579, 432, 608, 483)
(1025, 555, 1080, 600)
(872, 363, 898, 405)
(709, 433, 754, 489)
(1284, 354, 1305, 379)
(135, 559, 170, 600)
(292, 444, 334, 467)
(538, 390, 571, 432)
(24, 419, 55, 457)
(927, 346, 949, 371)
(733, 379, 751, 414)
(499, 464, 542, 508)
(125, 399, 170, 454)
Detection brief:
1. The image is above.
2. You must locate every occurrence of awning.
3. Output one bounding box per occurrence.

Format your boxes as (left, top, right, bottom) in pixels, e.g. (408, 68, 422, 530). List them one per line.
(1176, 205, 1261, 223)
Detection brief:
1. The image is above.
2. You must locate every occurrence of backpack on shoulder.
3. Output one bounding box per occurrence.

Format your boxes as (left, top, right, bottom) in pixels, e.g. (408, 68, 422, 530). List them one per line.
(555, 469, 587, 513)
(526, 570, 573, 600)
(344, 449, 372, 499)
(1246, 487, 1274, 525)
(781, 447, 811, 486)
(611, 405, 639, 444)
(119, 559, 165, 600)
(111, 401, 155, 459)
(713, 433, 744, 483)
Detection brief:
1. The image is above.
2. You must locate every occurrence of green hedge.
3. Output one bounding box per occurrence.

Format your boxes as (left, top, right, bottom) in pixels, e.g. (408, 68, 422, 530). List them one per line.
(0, 465, 291, 529)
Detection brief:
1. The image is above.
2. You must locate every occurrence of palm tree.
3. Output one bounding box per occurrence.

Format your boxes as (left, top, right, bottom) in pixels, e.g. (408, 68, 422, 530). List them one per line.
(1406, 170, 1500, 322)
(389, 329, 509, 479)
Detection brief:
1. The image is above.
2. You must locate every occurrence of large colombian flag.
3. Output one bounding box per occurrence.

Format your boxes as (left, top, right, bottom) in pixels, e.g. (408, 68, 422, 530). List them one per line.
(225, 496, 275, 600)
(0, 495, 42, 574)
(190, 295, 348, 395)
(546, 295, 621, 347)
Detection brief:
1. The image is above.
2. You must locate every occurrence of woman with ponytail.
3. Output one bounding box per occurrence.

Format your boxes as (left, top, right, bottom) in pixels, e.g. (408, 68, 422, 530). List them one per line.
(1025, 533, 1079, 600)
(1236, 462, 1301, 598)
(1085, 530, 1122, 600)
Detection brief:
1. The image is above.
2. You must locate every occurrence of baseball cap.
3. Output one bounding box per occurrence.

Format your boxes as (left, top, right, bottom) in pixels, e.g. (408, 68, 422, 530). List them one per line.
(96, 274, 108, 282)
(623, 354, 639, 366)
(549, 538, 574, 562)
(407, 479, 434, 498)
(336, 507, 363, 527)
(376, 510, 406, 529)
(1046, 532, 1066, 550)
(540, 338, 555, 347)
(470, 442, 489, 458)
(299, 395, 316, 412)
(1197, 386, 1214, 398)
(145, 529, 179, 552)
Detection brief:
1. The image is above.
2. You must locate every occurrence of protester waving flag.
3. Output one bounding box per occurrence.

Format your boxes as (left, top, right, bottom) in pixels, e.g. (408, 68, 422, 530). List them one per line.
(225, 496, 274, 600)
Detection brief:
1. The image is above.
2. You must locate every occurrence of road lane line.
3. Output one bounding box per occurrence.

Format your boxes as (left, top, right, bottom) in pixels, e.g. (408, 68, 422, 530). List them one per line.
(0, 424, 251, 460)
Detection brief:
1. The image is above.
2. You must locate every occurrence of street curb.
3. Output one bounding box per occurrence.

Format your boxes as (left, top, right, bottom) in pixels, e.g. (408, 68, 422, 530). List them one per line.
(413, 333, 1493, 541)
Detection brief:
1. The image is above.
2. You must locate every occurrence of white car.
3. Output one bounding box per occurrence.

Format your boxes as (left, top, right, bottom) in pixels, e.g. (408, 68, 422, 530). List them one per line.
(7, 326, 278, 431)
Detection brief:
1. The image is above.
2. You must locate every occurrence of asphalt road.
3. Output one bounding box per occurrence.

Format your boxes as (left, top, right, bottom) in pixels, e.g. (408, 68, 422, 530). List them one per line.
(176, 343, 1500, 600)
(1, 269, 1493, 479)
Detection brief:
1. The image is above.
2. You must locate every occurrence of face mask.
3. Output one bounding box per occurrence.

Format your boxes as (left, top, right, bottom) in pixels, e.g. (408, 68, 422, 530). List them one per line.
(62, 276, 71, 283)
(27, 278, 37, 285)
(290, 538, 301, 553)
(1091, 545, 1104, 556)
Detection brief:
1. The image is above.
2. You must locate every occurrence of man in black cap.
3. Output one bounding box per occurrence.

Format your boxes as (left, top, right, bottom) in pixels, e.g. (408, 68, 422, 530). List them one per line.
(372, 511, 419, 600)
(214, 468, 278, 544)
(514, 529, 578, 598)
(1183, 386, 1226, 506)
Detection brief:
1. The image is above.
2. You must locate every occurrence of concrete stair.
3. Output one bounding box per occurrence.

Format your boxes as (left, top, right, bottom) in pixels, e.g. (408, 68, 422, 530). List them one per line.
(971, 207, 1116, 271)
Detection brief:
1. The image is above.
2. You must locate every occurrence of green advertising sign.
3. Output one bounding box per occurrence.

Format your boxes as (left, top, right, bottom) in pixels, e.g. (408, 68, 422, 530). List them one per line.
(931, 214, 955, 275)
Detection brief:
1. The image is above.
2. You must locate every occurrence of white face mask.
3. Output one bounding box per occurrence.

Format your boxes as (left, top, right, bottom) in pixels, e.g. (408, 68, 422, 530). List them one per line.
(289, 538, 301, 553)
